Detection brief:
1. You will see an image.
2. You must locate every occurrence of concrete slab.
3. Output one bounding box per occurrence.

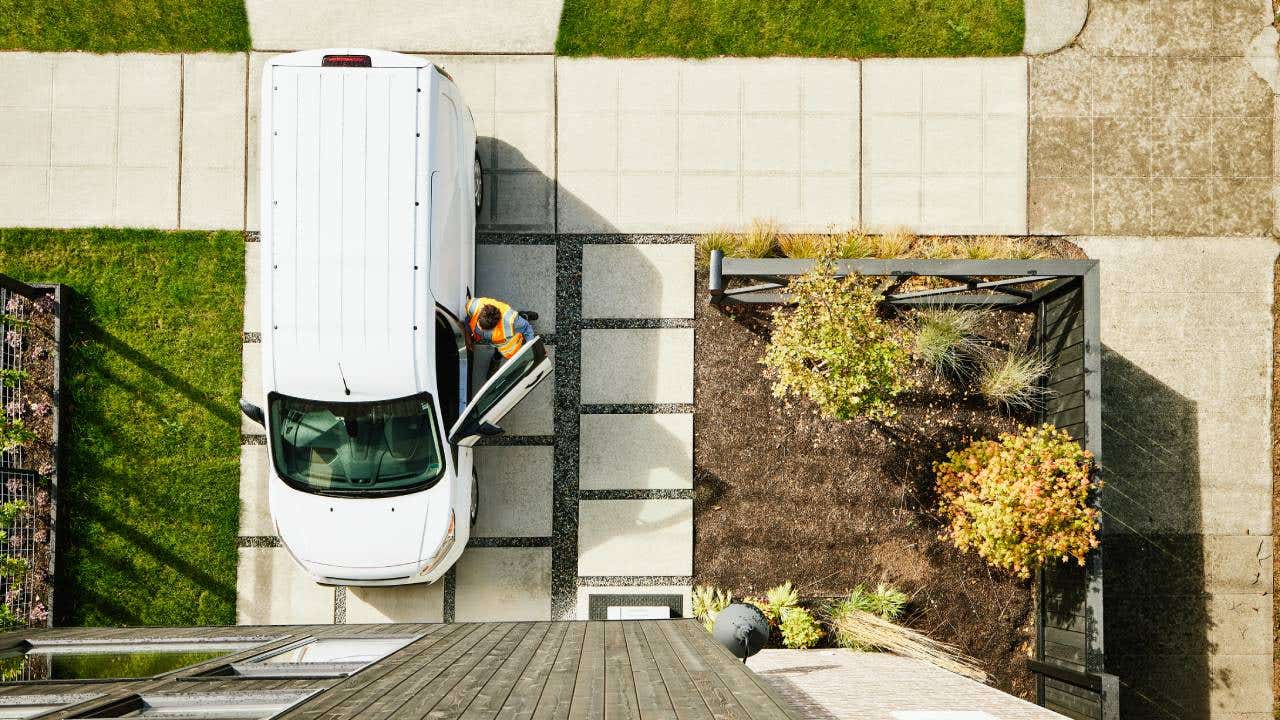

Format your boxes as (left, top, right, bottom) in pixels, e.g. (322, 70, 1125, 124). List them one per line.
(579, 414, 693, 490)
(471, 346, 554, 436)
(431, 55, 555, 232)
(246, 0, 564, 53)
(578, 499, 693, 577)
(582, 244, 694, 319)
(244, 241, 261, 334)
(346, 582, 445, 623)
(477, 244, 556, 333)
(579, 329, 694, 405)
(246, 52, 270, 232)
(573, 585, 693, 620)
(473, 446, 553, 538)
(180, 53, 247, 230)
(454, 547, 552, 621)
(238, 444, 272, 537)
(241, 343, 265, 436)
(1024, 0, 1088, 54)
(557, 58, 859, 233)
(0, 52, 181, 228)
(236, 546, 334, 625)
(862, 58, 1028, 235)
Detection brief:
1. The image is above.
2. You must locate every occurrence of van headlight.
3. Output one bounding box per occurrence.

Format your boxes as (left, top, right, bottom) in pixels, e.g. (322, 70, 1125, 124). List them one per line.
(418, 510, 456, 576)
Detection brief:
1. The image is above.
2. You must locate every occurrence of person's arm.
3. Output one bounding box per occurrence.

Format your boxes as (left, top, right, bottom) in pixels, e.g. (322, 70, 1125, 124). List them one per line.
(513, 314, 535, 344)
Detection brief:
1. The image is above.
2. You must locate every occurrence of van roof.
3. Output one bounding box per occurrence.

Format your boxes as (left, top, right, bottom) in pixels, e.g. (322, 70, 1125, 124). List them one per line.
(261, 51, 436, 401)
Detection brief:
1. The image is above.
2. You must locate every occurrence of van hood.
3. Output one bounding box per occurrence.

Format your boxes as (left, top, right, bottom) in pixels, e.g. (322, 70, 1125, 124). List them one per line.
(270, 478, 436, 569)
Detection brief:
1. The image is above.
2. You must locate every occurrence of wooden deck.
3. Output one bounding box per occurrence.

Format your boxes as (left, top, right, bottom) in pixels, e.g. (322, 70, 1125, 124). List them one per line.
(0, 620, 799, 719)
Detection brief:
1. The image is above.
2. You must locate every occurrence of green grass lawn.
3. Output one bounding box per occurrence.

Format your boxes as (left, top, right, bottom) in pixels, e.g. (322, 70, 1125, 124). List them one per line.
(0, 0, 249, 52)
(555, 0, 1023, 58)
(0, 229, 243, 626)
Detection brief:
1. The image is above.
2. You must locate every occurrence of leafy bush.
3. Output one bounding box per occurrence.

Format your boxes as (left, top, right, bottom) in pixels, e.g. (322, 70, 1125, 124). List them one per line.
(762, 262, 913, 421)
(0, 418, 34, 453)
(0, 557, 27, 579)
(0, 369, 28, 389)
(912, 308, 987, 376)
(976, 349, 1050, 410)
(779, 606, 824, 649)
(934, 424, 1099, 578)
(691, 585, 734, 632)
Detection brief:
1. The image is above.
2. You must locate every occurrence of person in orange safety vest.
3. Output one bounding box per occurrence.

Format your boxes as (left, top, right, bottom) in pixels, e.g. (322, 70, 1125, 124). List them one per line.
(465, 297, 538, 373)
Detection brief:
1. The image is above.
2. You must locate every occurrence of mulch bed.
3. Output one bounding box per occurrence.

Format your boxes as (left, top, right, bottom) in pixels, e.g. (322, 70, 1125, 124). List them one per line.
(693, 258, 1078, 700)
(2, 290, 58, 627)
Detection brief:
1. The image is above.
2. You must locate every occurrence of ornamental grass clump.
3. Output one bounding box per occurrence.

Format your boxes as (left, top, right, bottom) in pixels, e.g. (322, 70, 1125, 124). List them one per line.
(762, 262, 913, 421)
(911, 308, 987, 376)
(934, 424, 1099, 578)
(975, 349, 1050, 410)
(825, 608, 987, 681)
(778, 233, 835, 259)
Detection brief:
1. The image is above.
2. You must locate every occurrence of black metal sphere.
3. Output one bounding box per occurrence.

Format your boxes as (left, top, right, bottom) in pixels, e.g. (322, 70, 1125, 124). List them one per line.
(712, 603, 770, 659)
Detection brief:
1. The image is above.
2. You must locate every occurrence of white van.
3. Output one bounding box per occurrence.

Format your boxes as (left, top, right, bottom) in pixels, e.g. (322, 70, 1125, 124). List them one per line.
(240, 49, 552, 586)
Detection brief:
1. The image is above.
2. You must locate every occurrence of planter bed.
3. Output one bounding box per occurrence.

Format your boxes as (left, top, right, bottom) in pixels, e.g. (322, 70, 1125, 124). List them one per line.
(0, 279, 63, 629)
(692, 244, 1098, 700)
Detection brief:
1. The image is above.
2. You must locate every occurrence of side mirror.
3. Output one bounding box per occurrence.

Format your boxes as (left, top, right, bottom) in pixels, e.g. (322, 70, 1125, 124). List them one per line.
(477, 422, 503, 437)
(239, 399, 265, 427)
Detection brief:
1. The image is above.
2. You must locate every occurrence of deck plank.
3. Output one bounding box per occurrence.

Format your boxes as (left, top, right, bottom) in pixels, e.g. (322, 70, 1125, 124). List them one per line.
(529, 622, 587, 720)
(566, 622, 606, 720)
(424, 622, 540, 720)
(363, 623, 519, 719)
(637, 621, 713, 720)
(461, 622, 555, 719)
(603, 620, 640, 720)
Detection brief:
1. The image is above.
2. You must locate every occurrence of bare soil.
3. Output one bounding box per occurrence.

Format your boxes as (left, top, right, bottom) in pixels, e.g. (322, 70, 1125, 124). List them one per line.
(693, 272, 1051, 699)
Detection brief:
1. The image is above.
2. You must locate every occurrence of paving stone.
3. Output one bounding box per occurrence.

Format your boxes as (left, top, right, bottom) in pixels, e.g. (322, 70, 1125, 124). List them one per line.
(579, 329, 693, 405)
(1024, 0, 1088, 54)
(476, 244, 556, 333)
(453, 547, 552, 621)
(862, 58, 1027, 235)
(579, 414, 693, 490)
(238, 444, 273, 537)
(473, 446, 553, 538)
(429, 55, 554, 232)
(557, 58, 859, 233)
(346, 582, 445, 623)
(581, 244, 694, 319)
(578, 499, 692, 577)
(241, 343, 265, 436)
(573, 585, 692, 620)
(180, 53, 247, 230)
(236, 546, 334, 625)
(245, 0, 564, 52)
(470, 346, 554, 436)
(0, 52, 181, 228)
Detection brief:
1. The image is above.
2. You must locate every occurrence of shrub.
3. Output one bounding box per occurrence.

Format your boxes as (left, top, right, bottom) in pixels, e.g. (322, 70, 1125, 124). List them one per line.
(824, 607, 986, 680)
(0, 419, 34, 453)
(691, 585, 734, 632)
(0, 369, 28, 389)
(912, 308, 987, 376)
(762, 262, 913, 421)
(779, 606, 824, 649)
(934, 424, 1099, 578)
(975, 349, 1050, 410)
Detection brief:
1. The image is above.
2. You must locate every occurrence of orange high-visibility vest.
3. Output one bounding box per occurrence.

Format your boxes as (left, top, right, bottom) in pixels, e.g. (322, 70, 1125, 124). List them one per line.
(466, 297, 525, 359)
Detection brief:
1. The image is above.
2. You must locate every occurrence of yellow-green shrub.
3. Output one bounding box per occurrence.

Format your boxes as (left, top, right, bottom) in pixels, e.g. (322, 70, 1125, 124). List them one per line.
(934, 424, 1099, 578)
(779, 606, 824, 649)
(762, 262, 913, 421)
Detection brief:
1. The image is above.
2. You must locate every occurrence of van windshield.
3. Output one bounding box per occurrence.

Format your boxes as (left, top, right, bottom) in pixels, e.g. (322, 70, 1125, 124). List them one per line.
(267, 393, 446, 496)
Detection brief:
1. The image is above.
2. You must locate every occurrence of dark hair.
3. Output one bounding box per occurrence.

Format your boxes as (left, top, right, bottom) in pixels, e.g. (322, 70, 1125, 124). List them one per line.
(477, 304, 501, 330)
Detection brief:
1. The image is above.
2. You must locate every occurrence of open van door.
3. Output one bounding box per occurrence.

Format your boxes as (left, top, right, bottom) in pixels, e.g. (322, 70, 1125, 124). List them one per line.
(447, 338, 552, 446)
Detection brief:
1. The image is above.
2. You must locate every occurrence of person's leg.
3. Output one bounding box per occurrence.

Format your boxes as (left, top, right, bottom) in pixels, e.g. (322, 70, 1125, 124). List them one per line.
(517, 310, 539, 322)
